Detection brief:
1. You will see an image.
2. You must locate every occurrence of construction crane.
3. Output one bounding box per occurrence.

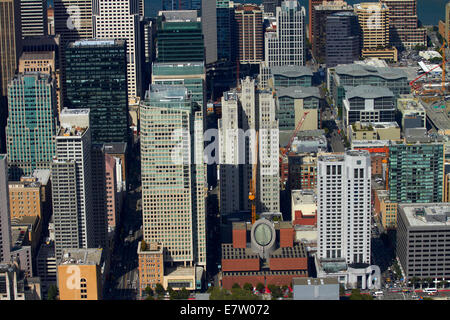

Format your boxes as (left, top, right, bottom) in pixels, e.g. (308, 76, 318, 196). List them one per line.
(249, 131, 259, 225)
(279, 112, 310, 189)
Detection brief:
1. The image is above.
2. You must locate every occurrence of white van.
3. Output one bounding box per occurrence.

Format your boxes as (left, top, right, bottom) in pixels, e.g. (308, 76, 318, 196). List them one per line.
(373, 291, 384, 297)
(423, 288, 437, 295)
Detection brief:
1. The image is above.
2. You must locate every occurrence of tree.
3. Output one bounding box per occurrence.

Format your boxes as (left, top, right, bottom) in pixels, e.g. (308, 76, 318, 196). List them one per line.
(268, 285, 283, 300)
(47, 284, 58, 300)
(209, 287, 231, 300)
(256, 283, 265, 293)
(349, 289, 373, 300)
(232, 283, 241, 289)
(243, 283, 253, 292)
(144, 286, 153, 297)
(155, 283, 165, 297)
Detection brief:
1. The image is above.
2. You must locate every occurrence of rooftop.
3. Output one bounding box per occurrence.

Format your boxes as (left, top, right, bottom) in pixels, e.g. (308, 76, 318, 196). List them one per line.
(20, 51, 54, 61)
(276, 86, 320, 99)
(271, 65, 313, 78)
(58, 125, 87, 137)
(70, 39, 125, 47)
(346, 85, 394, 99)
(334, 64, 407, 80)
(404, 128, 444, 144)
(103, 142, 127, 154)
(292, 277, 339, 286)
(11, 226, 29, 250)
(291, 190, 316, 206)
(59, 248, 103, 266)
(400, 204, 450, 227)
(32, 169, 50, 186)
(159, 10, 199, 22)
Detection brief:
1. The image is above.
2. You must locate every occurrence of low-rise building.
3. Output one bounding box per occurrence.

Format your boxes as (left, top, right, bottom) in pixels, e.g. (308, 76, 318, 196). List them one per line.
(269, 65, 313, 88)
(288, 153, 317, 191)
(397, 203, 450, 281)
(57, 248, 104, 300)
(137, 241, 164, 295)
(10, 226, 32, 277)
(374, 189, 398, 229)
(348, 121, 400, 143)
(0, 260, 41, 300)
(397, 95, 426, 130)
(292, 277, 339, 300)
(291, 190, 317, 226)
(220, 218, 308, 290)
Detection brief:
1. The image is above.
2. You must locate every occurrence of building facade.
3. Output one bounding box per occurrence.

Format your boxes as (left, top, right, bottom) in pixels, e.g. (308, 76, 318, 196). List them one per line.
(234, 4, 263, 64)
(6, 73, 57, 180)
(317, 151, 371, 265)
(20, 0, 47, 37)
(65, 39, 129, 144)
(0, 155, 11, 263)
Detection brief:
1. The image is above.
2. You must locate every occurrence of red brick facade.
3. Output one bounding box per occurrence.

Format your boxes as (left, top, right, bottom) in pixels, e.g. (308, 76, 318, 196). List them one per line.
(222, 273, 308, 290)
(279, 228, 294, 247)
(222, 258, 260, 272)
(232, 229, 246, 249)
(293, 210, 317, 226)
(269, 257, 308, 271)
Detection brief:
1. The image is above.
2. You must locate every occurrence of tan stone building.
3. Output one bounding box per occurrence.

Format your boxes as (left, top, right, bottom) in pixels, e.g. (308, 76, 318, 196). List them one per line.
(57, 248, 103, 300)
(348, 121, 400, 142)
(374, 189, 398, 229)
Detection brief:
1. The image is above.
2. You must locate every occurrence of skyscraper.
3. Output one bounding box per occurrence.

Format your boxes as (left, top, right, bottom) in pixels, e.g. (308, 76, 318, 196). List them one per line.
(53, 0, 93, 43)
(20, 0, 48, 37)
(219, 77, 280, 216)
(64, 39, 129, 144)
(262, 0, 282, 16)
(325, 12, 360, 68)
(0, 154, 11, 263)
(380, 0, 426, 48)
(388, 140, 444, 203)
(140, 84, 206, 270)
(234, 4, 264, 64)
(0, 0, 22, 153)
(317, 151, 371, 265)
(6, 73, 58, 179)
(93, 0, 142, 104)
(52, 109, 94, 261)
(201, 0, 217, 65)
(265, 0, 306, 67)
(155, 10, 205, 63)
(216, 0, 236, 63)
(354, 2, 390, 50)
(312, 1, 354, 64)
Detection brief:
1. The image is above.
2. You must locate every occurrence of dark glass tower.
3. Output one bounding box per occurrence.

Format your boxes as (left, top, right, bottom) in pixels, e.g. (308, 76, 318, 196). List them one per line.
(325, 12, 360, 68)
(64, 39, 129, 144)
(155, 10, 205, 62)
(216, 0, 236, 62)
(162, 0, 200, 10)
(263, 0, 282, 16)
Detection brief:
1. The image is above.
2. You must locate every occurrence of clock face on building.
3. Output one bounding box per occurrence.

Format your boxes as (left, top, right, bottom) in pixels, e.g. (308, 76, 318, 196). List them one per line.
(254, 223, 273, 247)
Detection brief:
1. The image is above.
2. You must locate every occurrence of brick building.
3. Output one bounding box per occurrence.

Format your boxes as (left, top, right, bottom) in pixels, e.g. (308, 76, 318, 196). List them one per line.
(220, 218, 308, 290)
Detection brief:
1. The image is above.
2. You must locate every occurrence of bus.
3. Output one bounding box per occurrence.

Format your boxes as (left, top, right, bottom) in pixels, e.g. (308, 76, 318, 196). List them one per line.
(423, 288, 437, 295)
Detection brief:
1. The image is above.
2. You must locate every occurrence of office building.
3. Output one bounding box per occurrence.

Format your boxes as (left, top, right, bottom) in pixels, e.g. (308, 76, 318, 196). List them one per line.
(216, 0, 236, 63)
(93, 0, 142, 105)
(234, 4, 264, 64)
(0, 261, 41, 300)
(348, 121, 400, 144)
(65, 39, 129, 144)
(276, 86, 320, 131)
(137, 241, 164, 294)
(57, 248, 104, 300)
(52, 109, 94, 261)
(262, 0, 281, 16)
(325, 12, 360, 68)
(317, 151, 371, 265)
(388, 139, 444, 204)
(374, 189, 397, 229)
(397, 94, 426, 129)
(139, 84, 206, 288)
(343, 85, 395, 129)
(104, 154, 118, 231)
(270, 65, 313, 88)
(54, 0, 93, 43)
(265, 1, 306, 67)
(0, 0, 22, 153)
(288, 153, 317, 191)
(155, 10, 205, 63)
(47, 5, 54, 35)
(0, 155, 11, 263)
(308, 0, 324, 41)
(312, 1, 354, 64)
(397, 203, 450, 280)
(328, 64, 409, 109)
(218, 77, 280, 216)
(151, 62, 206, 111)
(18, 50, 62, 116)
(380, 0, 426, 48)
(291, 189, 317, 226)
(36, 241, 56, 295)
(6, 73, 58, 180)
(20, 0, 47, 37)
(201, 0, 217, 65)
(220, 218, 308, 290)
(162, 0, 200, 10)
(8, 171, 51, 222)
(354, 2, 398, 61)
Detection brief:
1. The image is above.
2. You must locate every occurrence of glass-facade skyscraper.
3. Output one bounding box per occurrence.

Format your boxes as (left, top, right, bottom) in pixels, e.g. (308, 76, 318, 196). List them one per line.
(64, 39, 129, 144)
(216, 0, 235, 62)
(6, 73, 58, 179)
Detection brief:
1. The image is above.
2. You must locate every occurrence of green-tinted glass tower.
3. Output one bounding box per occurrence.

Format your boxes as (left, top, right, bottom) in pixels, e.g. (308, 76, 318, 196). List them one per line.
(156, 10, 205, 63)
(388, 142, 444, 203)
(64, 39, 129, 144)
(6, 73, 57, 179)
